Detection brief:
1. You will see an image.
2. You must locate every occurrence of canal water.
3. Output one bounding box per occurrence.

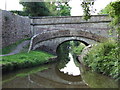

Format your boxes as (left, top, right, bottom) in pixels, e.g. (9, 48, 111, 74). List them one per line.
(2, 41, 118, 88)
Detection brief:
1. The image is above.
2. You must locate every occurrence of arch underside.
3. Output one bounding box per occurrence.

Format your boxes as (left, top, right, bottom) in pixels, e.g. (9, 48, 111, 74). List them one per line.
(29, 30, 107, 54)
(33, 36, 98, 54)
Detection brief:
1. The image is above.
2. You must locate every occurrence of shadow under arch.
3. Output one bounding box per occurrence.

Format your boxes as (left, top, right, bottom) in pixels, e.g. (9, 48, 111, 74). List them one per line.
(56, 39, 89, 54)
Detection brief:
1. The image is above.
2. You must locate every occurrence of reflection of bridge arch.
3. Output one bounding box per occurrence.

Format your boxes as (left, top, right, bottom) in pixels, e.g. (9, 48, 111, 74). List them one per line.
(29, 29, 107, 54)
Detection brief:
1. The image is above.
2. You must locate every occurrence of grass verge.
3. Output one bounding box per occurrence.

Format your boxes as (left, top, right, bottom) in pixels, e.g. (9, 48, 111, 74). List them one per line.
(1, 51, 55, 73)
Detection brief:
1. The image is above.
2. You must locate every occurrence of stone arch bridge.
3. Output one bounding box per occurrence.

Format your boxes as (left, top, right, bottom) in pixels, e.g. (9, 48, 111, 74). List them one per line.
(29, 15, 116, 54)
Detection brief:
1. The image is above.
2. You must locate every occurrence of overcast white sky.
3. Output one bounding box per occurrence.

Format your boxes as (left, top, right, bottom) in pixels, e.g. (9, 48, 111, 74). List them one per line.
(0, 0, 117, 16)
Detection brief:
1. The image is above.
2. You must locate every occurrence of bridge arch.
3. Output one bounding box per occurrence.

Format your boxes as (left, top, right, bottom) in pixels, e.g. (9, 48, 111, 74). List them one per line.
(56, 39, 90, 47)
(32, 37, 95, 54)
(29, 29, 107, 54)
(55, 39, 89, 55)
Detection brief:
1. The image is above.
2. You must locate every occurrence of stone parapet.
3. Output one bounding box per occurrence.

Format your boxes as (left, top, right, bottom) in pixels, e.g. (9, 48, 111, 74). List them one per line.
(31, 15, 116, 38)
(31, 15, 111, 25)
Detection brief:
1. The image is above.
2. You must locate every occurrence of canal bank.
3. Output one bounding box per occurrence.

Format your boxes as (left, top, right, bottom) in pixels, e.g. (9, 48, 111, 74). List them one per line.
(2, 40, 119, 88)
(0, 39, 57, 73)
(2, 52, 118, 88)
(78, 40, 119, 82)
(1, 51, 56, 73)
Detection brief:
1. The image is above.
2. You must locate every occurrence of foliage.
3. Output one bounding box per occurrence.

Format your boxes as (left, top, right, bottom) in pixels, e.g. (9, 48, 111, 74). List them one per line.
(99, 1, 120, 40)
(81, 0, 120, 81)
(103, 1, 120, 65)
(99, 4, 112, 14)
(56, 41, 70, 69)
(10, 10, 28, 16)
(56, 2, 71, 16)
(19, 2, 50, 16)
(16, 2, 71, 16)
(81, 0, 94, 20)
(1, 51, 54, 73)
(83, 40, 119, 81)
(71, 42, 86, 55)
(45, 2, 58, 16)
(109, 2, 120, 61)
(109, 1, 120, 33)
(100, 1, 120, 27)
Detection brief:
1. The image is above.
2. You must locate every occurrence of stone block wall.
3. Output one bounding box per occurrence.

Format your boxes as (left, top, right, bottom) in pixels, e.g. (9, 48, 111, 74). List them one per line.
(31, 15, 116, 38)
(1, 10, 32, 48)
(0, 12, 116, 50)
(0, 10, 2, 50)
(33, 23, 113, 38)
(31, 15, 111, 25)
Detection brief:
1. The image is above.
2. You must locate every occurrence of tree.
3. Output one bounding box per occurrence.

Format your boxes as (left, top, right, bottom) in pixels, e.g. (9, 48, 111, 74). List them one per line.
(45, 2, 58, 16)
(82, 0, 120, 81)
(108, 1, 120, 54)
(99, 4, 112, 14)
(14, 2, 71, 16)
(10, 10, 28, 16)
(100, 1, 120, 42)
(56, 2, 71, 16)
(81, 0, 120, 39)
(81, 0, 94, 20)
(19, 2, 50, 16)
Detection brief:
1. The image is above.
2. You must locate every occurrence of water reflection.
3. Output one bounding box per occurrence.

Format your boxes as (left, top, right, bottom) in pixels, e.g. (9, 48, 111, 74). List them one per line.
(60, 53, 80, 76)
(2, 58, 118, 88)
(2, 40, 119, 88)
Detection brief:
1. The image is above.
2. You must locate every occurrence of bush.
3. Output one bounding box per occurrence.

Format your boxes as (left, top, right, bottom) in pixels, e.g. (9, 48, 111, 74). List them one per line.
(72, 43, 86, 55)
(83, 40, 119, 81)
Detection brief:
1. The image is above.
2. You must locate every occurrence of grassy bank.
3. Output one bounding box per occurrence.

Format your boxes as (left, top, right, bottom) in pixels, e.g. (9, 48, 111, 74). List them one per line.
(1, 51, 55, 73)
(83, 40, 119, 81)
(1, 38, 30, 54)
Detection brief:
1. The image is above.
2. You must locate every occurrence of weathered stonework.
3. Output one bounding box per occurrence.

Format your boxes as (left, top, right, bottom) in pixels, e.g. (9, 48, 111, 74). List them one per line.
(0, 10, 2, 50)
(29, 29, 108, 53)
(31, 15, 111, 25)
(28, 15, 117, 54)
(31, 15, 116, 38)
(33, 37, 97, 54)
(1, 11, 116, 53)
(1, 10, 32, 48)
